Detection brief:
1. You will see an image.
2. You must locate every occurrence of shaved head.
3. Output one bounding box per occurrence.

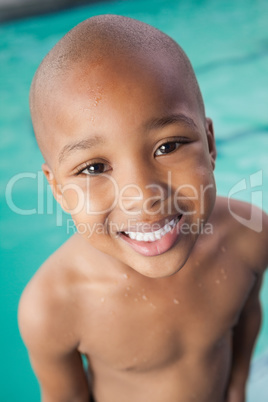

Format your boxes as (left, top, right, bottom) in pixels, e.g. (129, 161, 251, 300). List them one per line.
(30, 15, 205, 164)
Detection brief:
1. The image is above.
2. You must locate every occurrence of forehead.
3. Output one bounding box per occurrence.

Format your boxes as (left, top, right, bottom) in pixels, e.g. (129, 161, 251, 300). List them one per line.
(38, 51, 203, 166)
(55, 52, 192, 106)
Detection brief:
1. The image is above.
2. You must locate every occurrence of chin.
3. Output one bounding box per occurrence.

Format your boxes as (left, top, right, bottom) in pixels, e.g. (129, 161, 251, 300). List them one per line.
(126, 244, 193, 279)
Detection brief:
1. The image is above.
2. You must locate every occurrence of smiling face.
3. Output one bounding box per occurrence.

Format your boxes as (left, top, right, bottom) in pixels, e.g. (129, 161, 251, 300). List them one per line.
(34, 47, 216, 278)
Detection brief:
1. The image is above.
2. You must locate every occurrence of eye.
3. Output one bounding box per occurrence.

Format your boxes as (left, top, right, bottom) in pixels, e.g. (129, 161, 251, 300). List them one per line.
(155, 141, 181, 156)
(77, 162, 111, 176)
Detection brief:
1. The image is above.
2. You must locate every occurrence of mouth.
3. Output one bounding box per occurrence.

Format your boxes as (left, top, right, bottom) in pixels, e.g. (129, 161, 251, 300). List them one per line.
(118, 214, 183, 257)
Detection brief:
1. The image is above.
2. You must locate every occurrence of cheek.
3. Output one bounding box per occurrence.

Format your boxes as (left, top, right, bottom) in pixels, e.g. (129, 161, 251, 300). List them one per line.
(63, 177, 118, 217)
(195, 165, 216, 219)
(63, 178, 118, 244)
(70, 208, 110, 248)
(61, 187, 84, 211)
(171, 155, 216, 219)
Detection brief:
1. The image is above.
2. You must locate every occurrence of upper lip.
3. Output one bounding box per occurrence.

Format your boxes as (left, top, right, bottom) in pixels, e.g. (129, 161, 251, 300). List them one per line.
(117, 214, 182, 233)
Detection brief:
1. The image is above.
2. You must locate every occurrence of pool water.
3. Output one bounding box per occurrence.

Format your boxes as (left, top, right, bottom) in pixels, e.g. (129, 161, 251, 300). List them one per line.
(0, 0, 267, 400)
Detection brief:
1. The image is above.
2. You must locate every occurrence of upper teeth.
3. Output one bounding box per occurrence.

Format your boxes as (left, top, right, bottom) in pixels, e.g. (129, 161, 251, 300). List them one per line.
(124, 218, 177, 242)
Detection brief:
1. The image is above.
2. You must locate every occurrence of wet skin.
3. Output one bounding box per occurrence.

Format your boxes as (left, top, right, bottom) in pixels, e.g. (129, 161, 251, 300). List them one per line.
(19, 52, 268, 402)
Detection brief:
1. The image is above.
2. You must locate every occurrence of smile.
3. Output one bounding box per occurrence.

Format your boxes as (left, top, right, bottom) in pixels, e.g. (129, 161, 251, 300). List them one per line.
(124, 217, 179, 242)
(119, 215, 183, 257)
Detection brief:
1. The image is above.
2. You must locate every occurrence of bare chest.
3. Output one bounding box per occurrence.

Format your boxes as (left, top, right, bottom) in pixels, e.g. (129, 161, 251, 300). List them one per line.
(77, 262, 254, 371)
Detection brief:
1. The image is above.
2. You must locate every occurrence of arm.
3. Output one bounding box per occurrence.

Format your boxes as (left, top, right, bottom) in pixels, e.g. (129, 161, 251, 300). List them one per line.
(30, 348, 89, 402)
(225, 275, 262, 402)
(18, 282, 90, 402)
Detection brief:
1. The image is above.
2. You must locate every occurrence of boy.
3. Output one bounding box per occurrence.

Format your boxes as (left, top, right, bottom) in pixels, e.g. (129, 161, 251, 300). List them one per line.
(18, 15, 268, 402)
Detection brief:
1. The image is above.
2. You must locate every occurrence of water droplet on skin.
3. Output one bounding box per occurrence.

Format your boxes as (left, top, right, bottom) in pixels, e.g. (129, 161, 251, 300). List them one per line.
(124, 293, 128, 297)
(149, 303, 156, 309)
(126, 286, 131, 291)
(123, 273, 129, 279)
(100, 297, 105, 303)
(221, 246, 226, 253)
(93, 95, 102, 107)
(142, 295, 148, 301)
(215, 279, 220, 285)
(134, 298, 138, 302)
(220, 268, 227, 279)
(173, 299, 180, 304)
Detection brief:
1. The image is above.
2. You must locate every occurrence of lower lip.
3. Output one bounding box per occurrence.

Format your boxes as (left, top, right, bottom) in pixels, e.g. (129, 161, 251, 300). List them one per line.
(119, 216, 182, 257)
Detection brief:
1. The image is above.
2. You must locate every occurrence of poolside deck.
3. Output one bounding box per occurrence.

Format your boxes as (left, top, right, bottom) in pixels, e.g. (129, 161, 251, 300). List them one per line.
(0, 0, 109, 22)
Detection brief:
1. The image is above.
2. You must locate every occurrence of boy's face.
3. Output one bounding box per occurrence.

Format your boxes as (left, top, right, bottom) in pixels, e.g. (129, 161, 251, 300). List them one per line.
(42, 51, 216, 278)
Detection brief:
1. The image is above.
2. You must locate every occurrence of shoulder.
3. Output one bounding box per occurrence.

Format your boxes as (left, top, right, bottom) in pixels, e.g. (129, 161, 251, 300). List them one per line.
(211, 196, 268, 275)
(18, 234, 88, 354)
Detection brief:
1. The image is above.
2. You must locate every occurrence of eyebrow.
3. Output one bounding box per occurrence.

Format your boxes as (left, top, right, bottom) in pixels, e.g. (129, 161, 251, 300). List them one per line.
(145, 113, 198, 131)
(58, 136, 104, 164)
(58, 114, 197, 164)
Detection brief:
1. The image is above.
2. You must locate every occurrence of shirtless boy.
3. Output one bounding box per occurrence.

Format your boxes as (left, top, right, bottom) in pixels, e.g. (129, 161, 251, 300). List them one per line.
(18, 15, 268, 402)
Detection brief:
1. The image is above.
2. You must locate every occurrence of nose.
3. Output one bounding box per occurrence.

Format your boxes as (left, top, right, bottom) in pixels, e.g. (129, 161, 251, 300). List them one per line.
(117, 161, 168, 215)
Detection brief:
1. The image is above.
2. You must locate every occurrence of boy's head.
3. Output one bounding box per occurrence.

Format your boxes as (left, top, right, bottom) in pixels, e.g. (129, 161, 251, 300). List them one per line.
(30, 15, 217, 278)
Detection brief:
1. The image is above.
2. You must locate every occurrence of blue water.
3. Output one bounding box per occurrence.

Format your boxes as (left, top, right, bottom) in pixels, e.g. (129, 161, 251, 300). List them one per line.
(0, 0, 267, 401)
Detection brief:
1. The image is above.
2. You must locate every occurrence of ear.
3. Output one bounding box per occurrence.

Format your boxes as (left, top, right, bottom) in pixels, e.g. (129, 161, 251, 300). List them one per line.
(205, 118, 217, 170)
(42, 163, 69, 212)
